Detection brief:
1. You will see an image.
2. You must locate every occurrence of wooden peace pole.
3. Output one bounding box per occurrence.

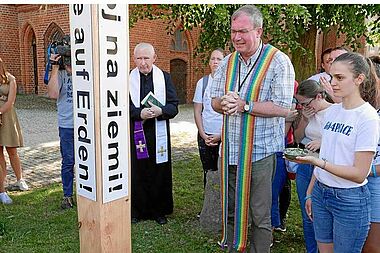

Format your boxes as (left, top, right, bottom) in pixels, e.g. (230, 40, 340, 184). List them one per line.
(70, 4, 131, 252)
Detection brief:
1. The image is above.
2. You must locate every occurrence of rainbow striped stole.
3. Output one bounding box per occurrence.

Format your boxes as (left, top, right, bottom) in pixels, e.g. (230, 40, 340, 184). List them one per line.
(220, 44, 278, 252)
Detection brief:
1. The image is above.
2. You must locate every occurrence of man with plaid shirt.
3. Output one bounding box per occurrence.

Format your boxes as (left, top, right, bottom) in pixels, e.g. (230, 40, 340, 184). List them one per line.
(210, 5, 295, 252)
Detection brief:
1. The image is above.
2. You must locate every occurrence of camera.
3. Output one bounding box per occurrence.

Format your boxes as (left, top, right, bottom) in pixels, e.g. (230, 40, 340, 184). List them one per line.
(44, 35, 71, 84)
(50, 35, 71, 67)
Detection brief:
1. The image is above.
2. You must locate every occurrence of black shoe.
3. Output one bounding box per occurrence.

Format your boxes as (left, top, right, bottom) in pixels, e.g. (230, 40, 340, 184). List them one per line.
(155, 216, 167, 225)
(61, 196, 74, 210)
(131, 217, 140, 224)
(274, 223, 286, 232)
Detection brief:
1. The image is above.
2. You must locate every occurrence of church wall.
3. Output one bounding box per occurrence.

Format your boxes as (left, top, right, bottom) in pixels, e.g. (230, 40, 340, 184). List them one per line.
(16, 4, 70, 94)
(0, 4, 21, 81)
(1, 4, 364, 103)
(0, 4, 205, 102)
(129, 18, 206, 103)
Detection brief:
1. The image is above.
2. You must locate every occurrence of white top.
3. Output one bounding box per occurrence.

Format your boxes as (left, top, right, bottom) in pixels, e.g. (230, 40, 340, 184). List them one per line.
(315, 102, 380, 188)
(304, 107, 329, 141)
(308, 72, 331, 82)
(193, 75, 222, 135)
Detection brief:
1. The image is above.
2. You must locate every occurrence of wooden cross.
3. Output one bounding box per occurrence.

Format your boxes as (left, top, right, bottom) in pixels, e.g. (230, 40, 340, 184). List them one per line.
(157, 146, 166, 156)
(136, 140, 146, 152)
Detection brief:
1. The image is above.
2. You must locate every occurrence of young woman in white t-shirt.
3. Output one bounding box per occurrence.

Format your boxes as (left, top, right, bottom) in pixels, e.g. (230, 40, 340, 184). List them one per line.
(293, 79, 332, 253)
(292, 52, 379, 253)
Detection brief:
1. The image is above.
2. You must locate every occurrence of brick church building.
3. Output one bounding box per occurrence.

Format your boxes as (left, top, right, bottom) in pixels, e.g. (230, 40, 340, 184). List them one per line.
(0, 4, 206, 104)
(0, 4, 369, 104)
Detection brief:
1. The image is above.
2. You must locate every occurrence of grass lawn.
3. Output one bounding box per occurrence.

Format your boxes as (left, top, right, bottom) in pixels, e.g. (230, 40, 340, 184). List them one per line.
(0, 154, 305, 253)
(1, 95, 305, 252)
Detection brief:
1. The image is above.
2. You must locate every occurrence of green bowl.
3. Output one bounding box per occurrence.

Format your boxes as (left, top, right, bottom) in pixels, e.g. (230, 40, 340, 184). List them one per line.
(284, 148, 309, 160)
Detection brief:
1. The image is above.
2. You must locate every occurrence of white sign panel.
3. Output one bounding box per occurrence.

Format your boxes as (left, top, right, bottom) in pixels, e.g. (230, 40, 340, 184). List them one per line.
(98, 4, 129, 203)
(70, 4, 97, 201)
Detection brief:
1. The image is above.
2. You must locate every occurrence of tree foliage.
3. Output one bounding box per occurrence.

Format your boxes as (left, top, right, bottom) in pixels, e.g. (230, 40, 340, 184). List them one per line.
(130, 4, 380, 80)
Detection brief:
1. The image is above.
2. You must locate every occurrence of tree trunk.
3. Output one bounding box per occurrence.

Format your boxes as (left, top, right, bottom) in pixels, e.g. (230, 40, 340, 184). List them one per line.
(291, 25, 317, 82)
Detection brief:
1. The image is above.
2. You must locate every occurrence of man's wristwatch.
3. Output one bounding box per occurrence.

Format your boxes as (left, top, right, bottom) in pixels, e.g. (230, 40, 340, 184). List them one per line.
(244, 101, 250, 113)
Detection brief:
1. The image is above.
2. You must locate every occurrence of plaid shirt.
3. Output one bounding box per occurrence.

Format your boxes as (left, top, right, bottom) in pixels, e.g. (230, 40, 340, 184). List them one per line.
(210, 43, 295, 165)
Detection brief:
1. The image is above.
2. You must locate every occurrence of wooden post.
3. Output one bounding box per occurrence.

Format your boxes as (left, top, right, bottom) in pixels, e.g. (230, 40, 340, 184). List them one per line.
(70, 4, 131, 252)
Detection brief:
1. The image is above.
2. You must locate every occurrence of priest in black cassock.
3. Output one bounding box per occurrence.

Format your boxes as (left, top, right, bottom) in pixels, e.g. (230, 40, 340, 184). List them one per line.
(129, 43, 179, 225)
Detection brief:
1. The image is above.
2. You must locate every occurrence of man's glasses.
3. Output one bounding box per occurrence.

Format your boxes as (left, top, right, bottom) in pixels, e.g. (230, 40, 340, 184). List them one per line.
(231, 28, 255, 36)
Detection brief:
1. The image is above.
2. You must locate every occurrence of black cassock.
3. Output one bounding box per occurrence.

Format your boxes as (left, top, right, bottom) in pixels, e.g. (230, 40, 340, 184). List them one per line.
(130, 69, 179, 220)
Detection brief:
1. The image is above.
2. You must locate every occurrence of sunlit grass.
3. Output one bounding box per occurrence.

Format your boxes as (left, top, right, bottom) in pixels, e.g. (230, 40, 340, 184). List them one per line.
(1, 154, 305, 253)
(2, 95, 305, 252)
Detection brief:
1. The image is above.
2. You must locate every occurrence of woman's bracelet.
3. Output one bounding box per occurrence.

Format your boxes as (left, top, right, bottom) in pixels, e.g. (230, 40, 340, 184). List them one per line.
(304, 195, 312, 201)
(321, 158, 327, 169)
(372, 164, 378, 178)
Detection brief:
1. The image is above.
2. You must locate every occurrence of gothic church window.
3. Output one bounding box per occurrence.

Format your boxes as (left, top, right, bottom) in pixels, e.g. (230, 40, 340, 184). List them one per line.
(44, 23, 64, 66)
(170, 30, 188, 52)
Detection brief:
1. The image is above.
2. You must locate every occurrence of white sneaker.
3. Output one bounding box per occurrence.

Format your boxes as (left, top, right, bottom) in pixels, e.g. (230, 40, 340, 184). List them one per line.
(15, 178, 29, 191)
(0, 192, 13, 204)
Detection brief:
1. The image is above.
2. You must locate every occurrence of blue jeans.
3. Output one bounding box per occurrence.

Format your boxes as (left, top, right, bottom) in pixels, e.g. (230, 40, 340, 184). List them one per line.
(296, 164, 317, 253)
(271, 152, 287, 228)
(59, 127, 75, 197)
(312, 180, 370, 253)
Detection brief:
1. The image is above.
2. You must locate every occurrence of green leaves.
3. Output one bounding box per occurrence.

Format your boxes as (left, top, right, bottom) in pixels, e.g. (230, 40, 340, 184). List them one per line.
(130, 4, 379, 49)
(129, 4, 380, 80)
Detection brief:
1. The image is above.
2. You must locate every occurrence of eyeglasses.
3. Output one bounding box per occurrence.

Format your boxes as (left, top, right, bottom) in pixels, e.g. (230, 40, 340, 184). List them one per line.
(231, 28, 255, 36)
(297, 98, 315, 107)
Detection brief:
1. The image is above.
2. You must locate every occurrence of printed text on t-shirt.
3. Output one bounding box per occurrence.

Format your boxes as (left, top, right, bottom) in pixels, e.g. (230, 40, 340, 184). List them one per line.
(323, 121, 353, 136)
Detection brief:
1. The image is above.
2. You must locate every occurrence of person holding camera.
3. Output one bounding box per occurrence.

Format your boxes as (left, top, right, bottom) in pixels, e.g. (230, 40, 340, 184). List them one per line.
(0, 57, 28, 204)
(47, 37, 75, 210)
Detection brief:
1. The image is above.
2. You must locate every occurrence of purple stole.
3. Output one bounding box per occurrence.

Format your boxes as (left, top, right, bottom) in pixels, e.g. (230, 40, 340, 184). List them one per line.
(134, 121, 149, 159)
(130, 65, 167, 162)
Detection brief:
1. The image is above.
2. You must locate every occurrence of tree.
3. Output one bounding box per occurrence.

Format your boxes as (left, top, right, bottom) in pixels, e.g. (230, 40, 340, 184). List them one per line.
(130, 4, 380, 81)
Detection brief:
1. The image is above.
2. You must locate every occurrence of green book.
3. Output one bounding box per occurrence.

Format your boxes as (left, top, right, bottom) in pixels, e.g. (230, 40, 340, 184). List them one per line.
(141, 91, 163, 108)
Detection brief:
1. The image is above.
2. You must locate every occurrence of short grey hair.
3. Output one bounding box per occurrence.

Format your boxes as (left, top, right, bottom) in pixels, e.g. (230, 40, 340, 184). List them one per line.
(134, 42, 155, 56)
(231, 5, 263, 28)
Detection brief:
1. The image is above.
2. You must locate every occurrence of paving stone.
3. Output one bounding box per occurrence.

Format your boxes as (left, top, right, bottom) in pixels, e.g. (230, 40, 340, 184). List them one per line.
(4, 106, 199, 191)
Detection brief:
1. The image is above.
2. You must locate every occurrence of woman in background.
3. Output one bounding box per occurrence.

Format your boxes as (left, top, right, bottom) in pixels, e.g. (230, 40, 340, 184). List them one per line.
(0, 58, 28, 204)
